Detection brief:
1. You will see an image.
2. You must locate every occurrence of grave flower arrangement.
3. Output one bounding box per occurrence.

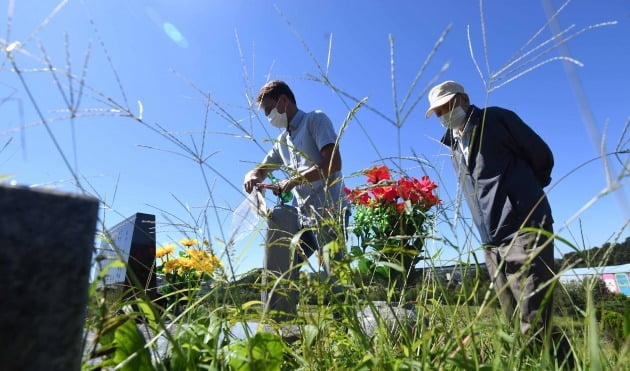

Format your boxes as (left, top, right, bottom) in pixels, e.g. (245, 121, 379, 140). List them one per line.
(156, 238, 222, 303)
(344, 165, 440, 280)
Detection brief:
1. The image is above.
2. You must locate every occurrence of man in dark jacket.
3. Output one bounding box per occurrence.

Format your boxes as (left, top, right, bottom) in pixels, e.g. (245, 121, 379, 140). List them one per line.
(426, 81, 556, 341)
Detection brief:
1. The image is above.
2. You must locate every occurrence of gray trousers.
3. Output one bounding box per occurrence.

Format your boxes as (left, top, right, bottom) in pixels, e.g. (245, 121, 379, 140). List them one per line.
(484, 225, 555, 337)
(262, 204, 348, 321)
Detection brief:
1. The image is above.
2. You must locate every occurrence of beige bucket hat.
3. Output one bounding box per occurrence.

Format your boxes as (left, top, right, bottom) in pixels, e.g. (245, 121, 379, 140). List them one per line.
(425, 80, 465, 118)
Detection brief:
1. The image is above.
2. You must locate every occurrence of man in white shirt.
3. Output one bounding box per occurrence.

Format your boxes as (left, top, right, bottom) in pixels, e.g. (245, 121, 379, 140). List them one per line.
(244, 80, 349, 321)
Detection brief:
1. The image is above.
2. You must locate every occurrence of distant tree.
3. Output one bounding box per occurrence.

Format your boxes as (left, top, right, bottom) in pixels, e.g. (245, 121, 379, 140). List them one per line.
(557, 235, 630, 267)
(555, 276, 630, 319)
(610, 236, 630, 265)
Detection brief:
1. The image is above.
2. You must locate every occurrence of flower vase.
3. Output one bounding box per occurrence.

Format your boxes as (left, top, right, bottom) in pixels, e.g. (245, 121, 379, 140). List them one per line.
(381, 235, 424, 298)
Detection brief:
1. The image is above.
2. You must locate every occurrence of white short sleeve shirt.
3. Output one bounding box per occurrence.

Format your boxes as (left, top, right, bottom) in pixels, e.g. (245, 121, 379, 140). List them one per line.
(261, 109, 349, 226)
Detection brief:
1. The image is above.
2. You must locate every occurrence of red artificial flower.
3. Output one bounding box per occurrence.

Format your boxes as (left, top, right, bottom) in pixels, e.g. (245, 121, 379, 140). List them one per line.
(424, 193, 440, 208)
(396, 202, 406, 213)
(371, 185, 398, 203)
(397, 177, 421, 203)
(344, 186, 371, 205)
(365, 165, 391, 184)
(357, 192, 372, 205)
(418, 175, 437, 195)
(347, 167, 440, 211)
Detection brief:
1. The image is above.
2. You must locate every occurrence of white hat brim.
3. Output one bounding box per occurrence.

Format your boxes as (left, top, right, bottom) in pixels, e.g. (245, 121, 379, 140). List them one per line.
(425, 93, 456, 118)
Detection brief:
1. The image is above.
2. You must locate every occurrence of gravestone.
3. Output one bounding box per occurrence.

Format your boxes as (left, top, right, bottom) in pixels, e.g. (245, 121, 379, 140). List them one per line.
(0, 184, 99, 370)
(94, 213, 159, 303)
(358, 301, 422, 339)
(263, 204, 300, 321)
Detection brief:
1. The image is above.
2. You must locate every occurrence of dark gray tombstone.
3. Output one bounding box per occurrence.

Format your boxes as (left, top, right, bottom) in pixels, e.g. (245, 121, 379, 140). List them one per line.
(263, 204, 300, 321)
(94, 213, 159, 303)
(0, 184, 99, 371)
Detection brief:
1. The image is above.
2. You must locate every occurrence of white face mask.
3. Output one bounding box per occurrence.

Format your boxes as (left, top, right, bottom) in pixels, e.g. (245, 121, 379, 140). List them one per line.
(267, 101, 288, 129)
(439, 106, 467, 131)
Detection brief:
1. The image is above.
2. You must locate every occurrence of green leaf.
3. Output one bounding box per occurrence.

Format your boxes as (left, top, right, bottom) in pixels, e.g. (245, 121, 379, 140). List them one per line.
(520, 227, 576, 250)
(136, 301, 158, 331)
(378, 261, 404, 273)
(354, 354, 375, 370)
(358, 258, 373, 274)
(113, 318, 153, 371)
(303, 324, 319, 347)
(224, 332, 284, 371)
(287, 228, 314, 269)
(497, 330, 513, 344)
(324, 240, 341, 255)
(351, 245, 364, 256)
(375, 265, 390, 279)
(446, 355, 489, 371)
(89, 260, 126, 297)
(586, 289, 602, 371)
(242, 300, 264, 310)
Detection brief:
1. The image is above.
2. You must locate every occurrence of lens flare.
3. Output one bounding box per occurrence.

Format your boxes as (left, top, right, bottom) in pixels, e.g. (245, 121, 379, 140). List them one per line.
(163, 22, 189, 48)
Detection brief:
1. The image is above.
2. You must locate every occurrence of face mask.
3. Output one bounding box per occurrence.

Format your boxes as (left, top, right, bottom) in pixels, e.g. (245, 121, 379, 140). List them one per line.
(439, 106, 467, 131)
(267, 101, 288, 129)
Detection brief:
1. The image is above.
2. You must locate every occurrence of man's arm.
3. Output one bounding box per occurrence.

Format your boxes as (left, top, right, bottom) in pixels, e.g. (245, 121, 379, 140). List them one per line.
(274, 143, 342, 195)
(501, 109, 554, 187)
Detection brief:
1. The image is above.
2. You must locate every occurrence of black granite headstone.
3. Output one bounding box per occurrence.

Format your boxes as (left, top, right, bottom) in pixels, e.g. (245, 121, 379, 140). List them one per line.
(95, 213, 159, 303)
(0, 185, 99, 370)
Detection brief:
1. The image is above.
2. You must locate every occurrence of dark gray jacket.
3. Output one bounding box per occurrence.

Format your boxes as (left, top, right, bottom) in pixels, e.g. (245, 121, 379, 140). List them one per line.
(441, 105, 554, 245)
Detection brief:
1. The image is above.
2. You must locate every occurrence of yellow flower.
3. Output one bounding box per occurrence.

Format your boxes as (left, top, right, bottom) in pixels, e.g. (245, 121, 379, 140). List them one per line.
(186, 248, 207, 261)
(163, 259, 180, 274)
(210, 255, 223, 267)
(185, 248, 222, 275)
(156, 244, 175, 259)
(193, 260, 213, 275)
(162, 246, 222, 278)
(180, 238, 198, 247)
(176, 257, 194, 275)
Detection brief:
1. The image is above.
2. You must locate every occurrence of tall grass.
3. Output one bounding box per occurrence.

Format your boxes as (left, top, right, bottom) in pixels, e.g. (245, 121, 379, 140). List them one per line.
(1, 0, 629, 370)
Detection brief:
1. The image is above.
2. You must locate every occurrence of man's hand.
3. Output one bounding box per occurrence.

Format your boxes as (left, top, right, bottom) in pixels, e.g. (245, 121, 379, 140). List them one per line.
(275, 178, 296, 195)
(243, 170, 264, 193)
(259, 178, 296, 196)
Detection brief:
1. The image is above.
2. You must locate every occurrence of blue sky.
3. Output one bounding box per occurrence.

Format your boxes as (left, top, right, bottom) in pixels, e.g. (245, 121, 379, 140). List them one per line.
(1, 0, 629, 276)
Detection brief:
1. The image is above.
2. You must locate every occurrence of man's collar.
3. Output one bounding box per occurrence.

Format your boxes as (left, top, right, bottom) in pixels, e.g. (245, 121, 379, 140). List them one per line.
(288, 109, 305, 133)
(441, 105, 478, 145)
(468, 105, 485, 124)
(453, 106, 475, 139)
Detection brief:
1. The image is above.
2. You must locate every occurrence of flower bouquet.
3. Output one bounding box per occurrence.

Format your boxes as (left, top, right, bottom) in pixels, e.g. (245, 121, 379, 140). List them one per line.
(344, 165, 440, 284)
(156, 238, 223, 306)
